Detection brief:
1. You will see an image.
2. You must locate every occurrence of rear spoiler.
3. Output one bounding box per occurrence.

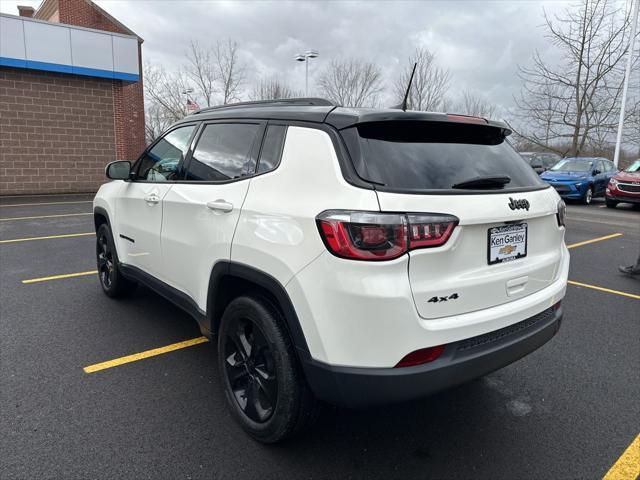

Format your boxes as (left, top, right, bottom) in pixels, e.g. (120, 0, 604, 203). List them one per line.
(325, 109, 511, 136)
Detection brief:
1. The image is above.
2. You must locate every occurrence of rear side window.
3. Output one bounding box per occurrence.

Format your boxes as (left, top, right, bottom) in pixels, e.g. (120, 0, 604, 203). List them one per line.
(257, 125, 286, 174)
(342, 121, 544, 192)
(186, 123, 260, 181)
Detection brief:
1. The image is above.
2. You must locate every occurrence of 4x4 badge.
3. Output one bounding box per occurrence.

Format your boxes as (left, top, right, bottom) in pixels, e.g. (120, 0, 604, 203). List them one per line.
(428, 293, 459, 303)
(508, 197, 530, 211)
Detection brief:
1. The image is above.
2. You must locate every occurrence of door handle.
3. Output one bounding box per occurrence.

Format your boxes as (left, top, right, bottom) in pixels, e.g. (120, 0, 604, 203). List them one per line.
(206, 200, 233, 213)
(144, 194, 160, 204)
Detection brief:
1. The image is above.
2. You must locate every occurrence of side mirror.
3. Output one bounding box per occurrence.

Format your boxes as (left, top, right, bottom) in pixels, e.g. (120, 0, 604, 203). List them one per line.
(592, 169, 601, 175)
(106, 161, 131, 180)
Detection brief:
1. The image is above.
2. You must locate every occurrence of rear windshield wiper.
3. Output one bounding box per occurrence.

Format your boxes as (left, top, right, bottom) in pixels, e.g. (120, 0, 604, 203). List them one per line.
(451, 175, 511, 190)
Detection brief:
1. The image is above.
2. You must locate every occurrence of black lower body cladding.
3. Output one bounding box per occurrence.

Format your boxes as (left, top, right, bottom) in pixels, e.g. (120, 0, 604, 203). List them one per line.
(301, 307, 562, 408)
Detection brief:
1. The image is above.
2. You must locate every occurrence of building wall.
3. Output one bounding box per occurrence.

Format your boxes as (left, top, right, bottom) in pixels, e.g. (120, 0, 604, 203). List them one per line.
(0, 67, 116, 194)
(47, 0, 147, 162)
(0, 1, 146, 195)
(113, 78, 146, 161)
(57, 0, 125, 34)
(113, 42, 146, 162)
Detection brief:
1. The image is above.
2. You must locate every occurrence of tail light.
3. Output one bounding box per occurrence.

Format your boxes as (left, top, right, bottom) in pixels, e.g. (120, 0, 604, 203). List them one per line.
(556, 199, 566, 227)
(316, 210, 458, 261)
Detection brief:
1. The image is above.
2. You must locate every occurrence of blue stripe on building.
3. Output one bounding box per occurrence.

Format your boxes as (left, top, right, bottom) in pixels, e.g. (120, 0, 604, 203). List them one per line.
(0, 56, 140, 82)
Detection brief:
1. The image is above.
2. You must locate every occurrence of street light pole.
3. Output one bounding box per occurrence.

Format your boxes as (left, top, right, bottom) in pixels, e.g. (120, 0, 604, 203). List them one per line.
(613, 0, 639, 168)
(295, 50, 319, 96)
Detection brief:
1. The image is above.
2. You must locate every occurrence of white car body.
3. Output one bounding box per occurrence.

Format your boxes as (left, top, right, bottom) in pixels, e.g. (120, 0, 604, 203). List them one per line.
(94, 102, 568, 408)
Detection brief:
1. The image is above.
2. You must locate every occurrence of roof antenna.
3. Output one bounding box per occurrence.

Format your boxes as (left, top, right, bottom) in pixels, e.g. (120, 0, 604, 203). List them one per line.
(391, 62, 417, 111)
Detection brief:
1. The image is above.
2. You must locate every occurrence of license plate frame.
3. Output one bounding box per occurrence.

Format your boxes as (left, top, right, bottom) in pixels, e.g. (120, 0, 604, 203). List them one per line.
(487, 223, 528, 265)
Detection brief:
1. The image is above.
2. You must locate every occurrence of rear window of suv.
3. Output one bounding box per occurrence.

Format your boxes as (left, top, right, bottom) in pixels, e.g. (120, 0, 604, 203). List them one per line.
(341, 121, 545, 193)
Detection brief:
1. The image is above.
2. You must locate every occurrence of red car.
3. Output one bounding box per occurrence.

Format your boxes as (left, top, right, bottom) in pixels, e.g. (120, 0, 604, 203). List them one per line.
(606, 160, 640, 208)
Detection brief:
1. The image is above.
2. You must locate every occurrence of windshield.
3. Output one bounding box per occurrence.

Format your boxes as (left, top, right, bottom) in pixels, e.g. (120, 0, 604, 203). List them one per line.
(624, 160, 640, 173)
(550, 159, 594, 172)
(342, 121, 544, 192)
(521, 154, 541, 166)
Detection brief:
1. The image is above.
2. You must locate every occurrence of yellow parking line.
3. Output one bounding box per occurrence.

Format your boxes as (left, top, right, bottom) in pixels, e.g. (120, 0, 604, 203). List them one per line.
(603, 433, 640, 480)
(0, 212, 92, 222)
(0, 200, 93, 208)
(568, 280, 640, 300)
(22, 270, 98, 284)
(567, 233, 623, 249)
(83, 337, 210, 373)
(0, 232, 94, 244)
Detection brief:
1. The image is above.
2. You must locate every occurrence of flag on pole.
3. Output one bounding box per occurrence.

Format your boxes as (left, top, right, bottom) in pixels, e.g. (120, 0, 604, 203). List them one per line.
(187, 99, 200, 111)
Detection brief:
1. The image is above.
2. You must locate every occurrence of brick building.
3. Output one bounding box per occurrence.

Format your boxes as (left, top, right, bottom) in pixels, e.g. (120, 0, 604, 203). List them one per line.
(0, 0, 145, 195)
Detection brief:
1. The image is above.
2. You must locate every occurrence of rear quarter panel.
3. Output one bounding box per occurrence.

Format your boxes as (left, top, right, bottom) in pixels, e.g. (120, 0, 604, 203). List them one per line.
(231, 125, 379, 287)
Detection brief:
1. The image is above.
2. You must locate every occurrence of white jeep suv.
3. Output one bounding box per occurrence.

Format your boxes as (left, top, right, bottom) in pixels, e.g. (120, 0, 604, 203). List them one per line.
(93, 98, 569, 443)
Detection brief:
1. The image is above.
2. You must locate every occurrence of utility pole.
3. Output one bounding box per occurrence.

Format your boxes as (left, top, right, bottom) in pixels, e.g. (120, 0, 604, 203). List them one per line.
(613, 0, 639, 168)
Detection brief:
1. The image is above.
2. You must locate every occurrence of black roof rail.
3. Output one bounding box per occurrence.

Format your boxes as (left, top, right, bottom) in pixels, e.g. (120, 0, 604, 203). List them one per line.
(191, 97, 334, 115)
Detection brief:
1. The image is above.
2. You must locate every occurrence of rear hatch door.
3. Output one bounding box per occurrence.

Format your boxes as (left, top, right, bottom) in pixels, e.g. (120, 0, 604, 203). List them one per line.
(341, 119, 565, 319)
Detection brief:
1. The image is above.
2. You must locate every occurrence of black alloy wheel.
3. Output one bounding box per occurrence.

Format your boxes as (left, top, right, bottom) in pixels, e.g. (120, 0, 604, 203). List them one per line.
(97, 230, 115, 290)
(217, 295, 320, 442)
(223, 317, 278, 423)
(95, 223, 137, 298)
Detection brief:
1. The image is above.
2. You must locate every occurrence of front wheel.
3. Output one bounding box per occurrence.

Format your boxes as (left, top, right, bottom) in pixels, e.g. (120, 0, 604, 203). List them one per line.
(96, 224, 137, 298)
(605, 199, 618, 209)
(218, 295, 319, 443)
(582, 186, 593, 205)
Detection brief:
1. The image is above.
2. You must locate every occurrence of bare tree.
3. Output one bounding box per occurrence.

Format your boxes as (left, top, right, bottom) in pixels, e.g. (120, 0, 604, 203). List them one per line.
(215, 38, 246, 104)
(144, 103, 173, 144)
(393, 47, 450, 111)
(143, 63, 190, 141)
(453, 90, 497, 118)
(514, 0, 637, 156)
(318, 59, 384, 107)
(249, 77, 302, 101)
(185, 40, 216, 107)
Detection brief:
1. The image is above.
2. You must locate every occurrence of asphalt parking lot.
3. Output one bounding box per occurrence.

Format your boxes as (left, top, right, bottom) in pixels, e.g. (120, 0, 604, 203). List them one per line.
(1, 193, 638, 480)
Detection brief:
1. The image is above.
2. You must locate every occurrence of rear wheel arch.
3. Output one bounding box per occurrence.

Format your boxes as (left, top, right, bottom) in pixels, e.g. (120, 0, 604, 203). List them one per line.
(206, 262, 310, 355)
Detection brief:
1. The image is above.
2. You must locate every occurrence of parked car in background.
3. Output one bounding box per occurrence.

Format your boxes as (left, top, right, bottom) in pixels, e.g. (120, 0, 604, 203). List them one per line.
(606, 159, 640, 208)
(540, 157, 617, 204)
(520, 152, 562, 175)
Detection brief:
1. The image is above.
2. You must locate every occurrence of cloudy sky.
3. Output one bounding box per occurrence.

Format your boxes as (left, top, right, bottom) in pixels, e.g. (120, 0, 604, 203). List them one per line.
(0, 0, 632, 116)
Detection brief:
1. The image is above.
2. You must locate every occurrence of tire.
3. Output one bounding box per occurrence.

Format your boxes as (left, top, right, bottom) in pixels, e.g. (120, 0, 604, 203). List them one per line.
(582, 186, 593, 205)
(605, 199, 618, 209)
(218, 295, 319, 443)
(96, 223, 137, 298)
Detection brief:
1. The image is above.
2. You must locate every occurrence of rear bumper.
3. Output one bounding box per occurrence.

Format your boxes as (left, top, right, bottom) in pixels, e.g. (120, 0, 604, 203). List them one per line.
(302, 306, 562, 408)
